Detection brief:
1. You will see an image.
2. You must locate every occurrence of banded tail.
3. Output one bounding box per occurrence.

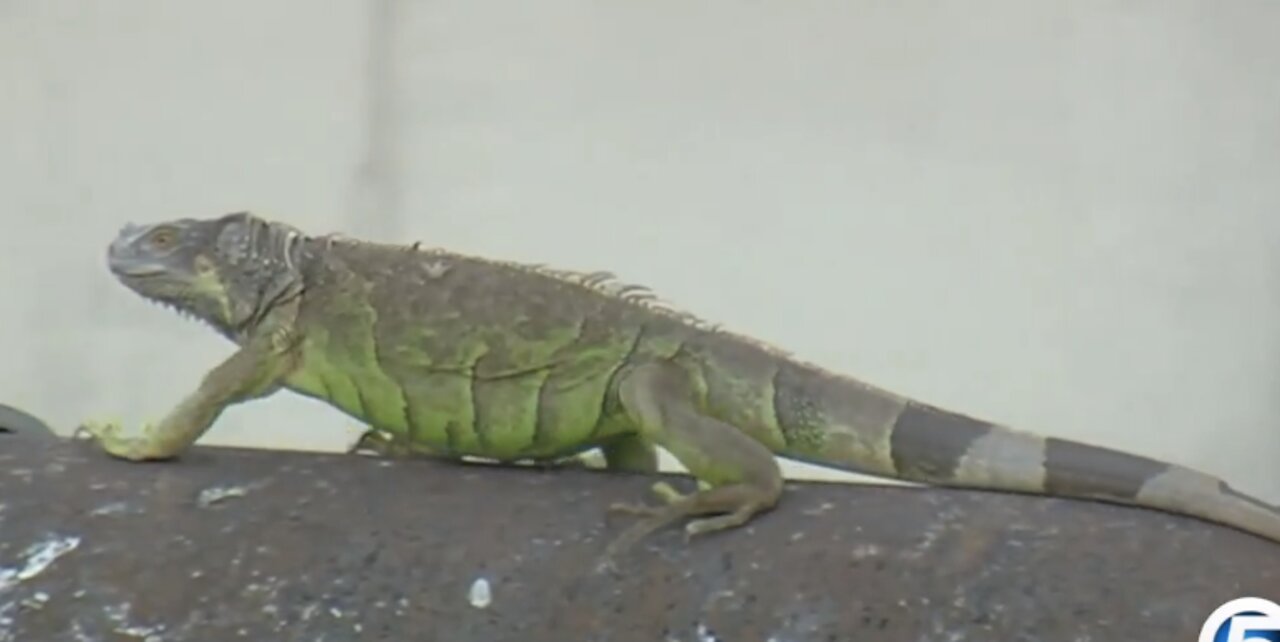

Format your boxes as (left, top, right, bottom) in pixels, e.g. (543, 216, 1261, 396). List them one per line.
(774, 365, 1280, 544)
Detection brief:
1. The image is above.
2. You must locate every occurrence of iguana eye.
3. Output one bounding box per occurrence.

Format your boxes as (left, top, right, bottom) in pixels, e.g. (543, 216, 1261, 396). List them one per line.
(146, 228, 177, 249)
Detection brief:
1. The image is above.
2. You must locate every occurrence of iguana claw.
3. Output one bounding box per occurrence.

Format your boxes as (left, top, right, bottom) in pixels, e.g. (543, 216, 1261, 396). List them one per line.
(605, 480, 695, 516)
(74, 419, 168, 461)
(348, 427, 398, 456)
(607, 481, 686, 516)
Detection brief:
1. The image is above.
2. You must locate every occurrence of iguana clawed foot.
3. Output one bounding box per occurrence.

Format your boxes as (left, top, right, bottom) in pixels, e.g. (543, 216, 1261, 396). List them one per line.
(73, 419, 171, 461)
(606, 480, 690, 516)
(603, 479, 768, 562)
(348, 427, 415, 457)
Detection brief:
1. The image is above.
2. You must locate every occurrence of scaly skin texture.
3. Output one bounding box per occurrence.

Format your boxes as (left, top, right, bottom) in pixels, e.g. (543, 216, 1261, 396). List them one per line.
(79, 211, 1280, 557)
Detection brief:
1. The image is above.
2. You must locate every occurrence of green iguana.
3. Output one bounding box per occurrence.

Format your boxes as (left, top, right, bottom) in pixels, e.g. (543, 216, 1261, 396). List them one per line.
(78, 211, 1280, 556)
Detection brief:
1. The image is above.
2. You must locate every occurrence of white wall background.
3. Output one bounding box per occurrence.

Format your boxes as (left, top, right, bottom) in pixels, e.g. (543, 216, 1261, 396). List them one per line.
(3, 0, 1279, 500)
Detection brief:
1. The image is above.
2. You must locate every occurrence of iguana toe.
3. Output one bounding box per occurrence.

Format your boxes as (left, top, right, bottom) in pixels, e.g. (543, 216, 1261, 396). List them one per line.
(74, 419, 166, 461)
(606, 481, 695, 517)
(649, 481, 688, 505)
(606, 501, 664, 517)
(348, 427, 393, 455)
(683, 509, 754, 538)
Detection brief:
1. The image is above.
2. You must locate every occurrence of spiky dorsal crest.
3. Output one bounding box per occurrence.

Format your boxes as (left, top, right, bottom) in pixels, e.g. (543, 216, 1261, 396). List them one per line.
(310, 229, 798, 359)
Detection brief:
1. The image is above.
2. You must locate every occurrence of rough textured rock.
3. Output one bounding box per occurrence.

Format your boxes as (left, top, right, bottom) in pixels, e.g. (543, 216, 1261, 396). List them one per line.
(1, 432, 1276, 641)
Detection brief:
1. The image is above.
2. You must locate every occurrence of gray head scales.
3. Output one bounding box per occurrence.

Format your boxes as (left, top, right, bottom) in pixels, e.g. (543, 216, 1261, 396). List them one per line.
(106, 211, 307, 339)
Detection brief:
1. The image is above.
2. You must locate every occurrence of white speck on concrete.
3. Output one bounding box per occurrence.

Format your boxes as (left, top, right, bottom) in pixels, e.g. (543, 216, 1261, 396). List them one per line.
(103, 602, 131, 623)
(468, 577, 492, 609)
(851, 543, 882, 559)
(423, 260, 452, 278)
(800, 501, 835, 516)
(18, 592, 48, 610)
(300, 603, 319, 621)
(90, 501, 132, 517)
(94, 601, 164, 639)
(0, 534, 82, 592)
(69, 619, 94, 642)
(696, 622, 719, 642)
(197, 484, 250, 508)
(115, 623, 162, 638)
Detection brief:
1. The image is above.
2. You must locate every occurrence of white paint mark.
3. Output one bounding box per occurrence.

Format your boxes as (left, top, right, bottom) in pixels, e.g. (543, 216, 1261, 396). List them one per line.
(423, 260, 451, 279)
(197, 484, 250, 508)
(115, 623, 161, 638)
(17, 592, 48, 611)
(69, 619, 94, 642)
(851, 544, 882, 559)
(90, 601, 165, 639)
(468, 577, 492, 609)
(300, 603, 319, 621)
(103, 602, 131, 623)
(800, 501, 835, 516)
(90, 501, 132, 516)
(696, 622, 719, 642)
(0, 534, 81, 592)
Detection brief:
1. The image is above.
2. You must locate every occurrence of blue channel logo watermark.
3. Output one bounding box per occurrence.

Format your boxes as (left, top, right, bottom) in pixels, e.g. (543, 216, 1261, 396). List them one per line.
(1200, 597, 1280, 642)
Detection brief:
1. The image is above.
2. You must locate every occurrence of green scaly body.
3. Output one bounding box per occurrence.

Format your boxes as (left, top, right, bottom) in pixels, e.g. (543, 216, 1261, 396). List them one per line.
(80, 211, 1280, 556)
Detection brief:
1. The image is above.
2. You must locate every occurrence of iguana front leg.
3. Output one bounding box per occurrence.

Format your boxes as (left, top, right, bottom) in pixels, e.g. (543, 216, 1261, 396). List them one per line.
(76, 339, 294, 461)
(603, 361, 784, 558)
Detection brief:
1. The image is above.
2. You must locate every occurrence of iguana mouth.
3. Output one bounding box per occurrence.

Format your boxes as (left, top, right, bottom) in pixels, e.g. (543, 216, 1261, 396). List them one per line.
(108, 262, 168, 278)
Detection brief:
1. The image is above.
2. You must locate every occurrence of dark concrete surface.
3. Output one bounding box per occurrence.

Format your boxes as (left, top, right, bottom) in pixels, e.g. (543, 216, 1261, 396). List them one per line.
(0, 431, 1277, 641)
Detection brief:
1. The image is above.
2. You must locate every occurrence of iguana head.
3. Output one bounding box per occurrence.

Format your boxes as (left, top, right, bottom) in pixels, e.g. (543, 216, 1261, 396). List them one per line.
(107, 211, 305, 338)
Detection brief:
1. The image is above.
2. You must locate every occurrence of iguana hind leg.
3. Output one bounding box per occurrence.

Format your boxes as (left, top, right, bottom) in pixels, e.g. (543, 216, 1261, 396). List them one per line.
(605, 361, 783, 556)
